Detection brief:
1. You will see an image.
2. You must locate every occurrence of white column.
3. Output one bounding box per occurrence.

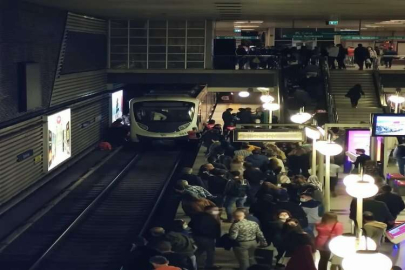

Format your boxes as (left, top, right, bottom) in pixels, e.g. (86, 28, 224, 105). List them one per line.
(325, 154, 331, 212)
(266, 28, 275, 47)
(334, 35, 341, 45)
(312, 139, 317, 176)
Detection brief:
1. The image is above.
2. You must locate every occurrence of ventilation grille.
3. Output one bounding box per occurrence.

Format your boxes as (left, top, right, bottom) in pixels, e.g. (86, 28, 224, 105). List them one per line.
(51, 70, 107, 106)
(66, 12, 107, 35)
(71, 95, 109, 156)
(0, 117, 44, 206)
(215, 2, 242, 18)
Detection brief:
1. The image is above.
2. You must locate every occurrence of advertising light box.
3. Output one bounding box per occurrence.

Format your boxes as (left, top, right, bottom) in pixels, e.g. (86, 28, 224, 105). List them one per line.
(347, 129, 371, 156)
(112, 90, 123, 123)
(47, 109, 71, 171)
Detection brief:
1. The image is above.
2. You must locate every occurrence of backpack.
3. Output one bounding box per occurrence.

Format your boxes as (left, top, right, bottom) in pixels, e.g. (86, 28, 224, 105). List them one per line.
(227, 180, 249, 197)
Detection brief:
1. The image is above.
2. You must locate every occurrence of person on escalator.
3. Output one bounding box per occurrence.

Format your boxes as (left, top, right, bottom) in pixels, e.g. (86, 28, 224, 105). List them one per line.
(345, 84, 365, 108)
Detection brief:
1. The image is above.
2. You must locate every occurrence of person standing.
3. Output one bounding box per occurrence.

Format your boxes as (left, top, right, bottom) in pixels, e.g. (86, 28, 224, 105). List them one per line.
(229, 209, 268, 270)
(327, 45, 339, 69)
(375, 185, 405, 220)
(383, 47, 397, 68)
(345, 84, 365, 108)
(236, 45, 248, 70)
(189, 206, 222, 270)
(223, 172, 250, 222)
(354, 44, 368, 70)
(222, 108, 234, 131)
(315, 212, 343, 270)
(353, 148, 371, 171)
(393, 143, 405, 175)
(336, 44, 347, 70)
(363, 211, 387, 248)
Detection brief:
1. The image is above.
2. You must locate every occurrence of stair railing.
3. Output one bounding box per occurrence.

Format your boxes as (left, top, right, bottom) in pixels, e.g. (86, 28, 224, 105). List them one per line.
(372, 70, 388, 112)
(320, 57, 338, 123)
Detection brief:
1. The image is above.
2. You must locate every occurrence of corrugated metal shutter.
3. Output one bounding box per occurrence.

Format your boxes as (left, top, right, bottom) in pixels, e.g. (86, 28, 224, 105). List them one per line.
(71, 95, 109, 156)
(0, 117, 44, 206)
(66, 12, 107, 35)
(50, 70, 107, 106)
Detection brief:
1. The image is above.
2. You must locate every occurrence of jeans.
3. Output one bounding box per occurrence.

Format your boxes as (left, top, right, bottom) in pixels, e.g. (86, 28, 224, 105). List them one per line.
(233, 240, 257, 270)
(318, 250, 331, 270)
(194, 236, 216, 268)
(398, 158, 405, 176)
(224, 196, 246, 221)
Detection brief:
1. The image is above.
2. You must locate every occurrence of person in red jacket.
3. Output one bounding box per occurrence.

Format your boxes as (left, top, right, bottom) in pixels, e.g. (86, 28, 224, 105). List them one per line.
(150, 256, 181, 270)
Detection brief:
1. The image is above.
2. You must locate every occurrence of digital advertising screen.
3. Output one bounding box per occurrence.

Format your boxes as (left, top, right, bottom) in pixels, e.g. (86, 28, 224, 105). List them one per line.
(387, 222, 405, 244)
(347, 129, 371, 157)
(47, 109, 71, 171)
(112, 90, 123, 123)
(372, 114, 405, 136)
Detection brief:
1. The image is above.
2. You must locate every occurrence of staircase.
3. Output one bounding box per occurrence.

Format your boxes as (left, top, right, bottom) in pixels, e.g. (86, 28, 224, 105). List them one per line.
(329, 71, 382, 123)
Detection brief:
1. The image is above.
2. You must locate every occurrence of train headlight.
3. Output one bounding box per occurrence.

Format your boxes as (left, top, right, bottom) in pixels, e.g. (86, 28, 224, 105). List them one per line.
(178, 123, 191, 131)
(138, 123, 149, 131)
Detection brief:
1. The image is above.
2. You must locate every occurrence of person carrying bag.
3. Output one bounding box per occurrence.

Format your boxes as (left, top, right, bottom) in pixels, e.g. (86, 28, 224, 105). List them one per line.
(315, 212, 344, 270)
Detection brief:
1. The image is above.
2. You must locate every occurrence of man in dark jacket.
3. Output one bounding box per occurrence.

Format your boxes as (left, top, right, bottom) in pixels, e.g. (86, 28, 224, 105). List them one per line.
(148, 227, 196, 258)
(222, 108, 234, 131)
(125, 236, 160, 270)
(189, 206, 222, 270)
(354, 44, 369, 70)
(353, 148, 370, 170)
(207, 169, 229, 207)
(243, 162, 266, 203)
(375, 185, 405, 220)
(155, 241, 194, 270)
(245, 149, 269, 169)
(350, 198, 395, 227)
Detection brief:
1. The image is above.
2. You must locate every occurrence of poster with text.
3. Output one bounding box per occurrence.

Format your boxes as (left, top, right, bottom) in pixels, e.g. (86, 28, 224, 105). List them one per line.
(347, 129, 371, 158)
(47, 109, 71, 171)
(112, 90, 123, 123)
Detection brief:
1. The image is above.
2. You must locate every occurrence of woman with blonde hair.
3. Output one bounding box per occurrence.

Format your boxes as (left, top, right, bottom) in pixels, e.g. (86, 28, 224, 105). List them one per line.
(230, 155, 245, 176)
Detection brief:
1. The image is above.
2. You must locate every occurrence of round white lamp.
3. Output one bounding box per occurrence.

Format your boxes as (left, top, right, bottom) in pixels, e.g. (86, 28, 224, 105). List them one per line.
(305, 127, 321, 140)
(290, 112, 312, 124)
(346, 181, 379, 198)
(388, 95, 405, 104)
(343, 174, 375, 186)
(263, 102, 280, 111)
(329, 235, 377, 258)
(238, 91, 250, 97)
(342, 251, 392, 270)
(260, 95, 275, 103)
(315, 140, 343, 156)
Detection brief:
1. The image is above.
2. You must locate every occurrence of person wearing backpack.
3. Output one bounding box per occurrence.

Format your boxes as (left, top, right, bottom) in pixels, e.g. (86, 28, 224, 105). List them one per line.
(223, 171, 250, 223)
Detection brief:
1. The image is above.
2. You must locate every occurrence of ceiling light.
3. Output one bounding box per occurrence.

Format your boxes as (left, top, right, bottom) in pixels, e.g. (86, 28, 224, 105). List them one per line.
(263, 102, 280, 111)
(290, 112, 312, 124)
(250, 21, 263, 24)
(342, 251, 392, 270)
(238, 91, 250, 97)
(234, 21, 248, 24)
(236, 25, 259, 28)
(315, 141, 343, 156)
(241, 29, 254, 31)
(260, 95, 274, 103)
(305, 127, 321, 140)
(343, 174, 375, 186)
(346, 181, 379, 198)
(361, 28, 368, 30)
(257, 87, 270, 91)
(329, 235, 377, 258)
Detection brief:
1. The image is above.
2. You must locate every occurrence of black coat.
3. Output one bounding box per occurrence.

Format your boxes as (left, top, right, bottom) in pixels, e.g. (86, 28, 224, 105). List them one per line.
(354, 46, 369, 61)
(350, 198, 394, 224)
(125, 246, 160, 270)
(189, 212, 221, 239)
(244, 168, 266, 186)
(375, 192, 405, 219)
(222, 111, 233, 125)
(274, 201, 308, 228)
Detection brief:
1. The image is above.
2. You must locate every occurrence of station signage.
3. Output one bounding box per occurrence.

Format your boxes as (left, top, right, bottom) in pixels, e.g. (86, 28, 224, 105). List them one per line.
(328, 21, 339, 25)
(282, 30, 359, 39)
(215, 36, 260, 40)
(341, 36, 405, 40)
(234, 129, 304, 142)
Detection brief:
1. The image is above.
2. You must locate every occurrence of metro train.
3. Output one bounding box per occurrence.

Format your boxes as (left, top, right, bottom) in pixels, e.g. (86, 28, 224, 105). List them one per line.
(129, 85, 216, 142)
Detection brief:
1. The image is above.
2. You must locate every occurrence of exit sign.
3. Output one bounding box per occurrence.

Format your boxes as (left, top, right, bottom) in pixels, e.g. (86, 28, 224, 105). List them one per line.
(328, 20, 339, 25)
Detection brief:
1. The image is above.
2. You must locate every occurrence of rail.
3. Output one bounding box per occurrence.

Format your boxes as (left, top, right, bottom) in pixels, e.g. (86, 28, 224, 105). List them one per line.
(28, 153, 142, 270)
(372, 70, 389, 113)
(320, 57, 338, 123)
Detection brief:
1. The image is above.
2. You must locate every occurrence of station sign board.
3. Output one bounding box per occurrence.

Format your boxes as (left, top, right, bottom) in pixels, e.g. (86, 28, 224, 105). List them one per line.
(341, 36, 405, 40)
(46, 108, 71, 171)
(215, 36, 260, 40)
(282, 30, 359, 39)
(234, 129, 305, 142)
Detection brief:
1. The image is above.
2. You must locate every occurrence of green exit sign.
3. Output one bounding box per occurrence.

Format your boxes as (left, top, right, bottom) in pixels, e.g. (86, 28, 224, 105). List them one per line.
(328, 20, 339, 25)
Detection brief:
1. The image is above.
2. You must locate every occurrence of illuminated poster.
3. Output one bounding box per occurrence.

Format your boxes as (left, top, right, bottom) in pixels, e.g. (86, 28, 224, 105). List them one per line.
(47, 109, 71, 171)
(346, 130, 371, 161)
(112, 90, 123, 123)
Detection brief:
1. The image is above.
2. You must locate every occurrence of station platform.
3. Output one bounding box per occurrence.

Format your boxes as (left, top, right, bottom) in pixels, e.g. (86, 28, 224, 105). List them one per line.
(182, 141, 405, 269)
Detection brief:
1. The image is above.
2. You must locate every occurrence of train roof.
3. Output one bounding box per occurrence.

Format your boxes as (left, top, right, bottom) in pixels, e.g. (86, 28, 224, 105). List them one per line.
(139, 84, 206, 98)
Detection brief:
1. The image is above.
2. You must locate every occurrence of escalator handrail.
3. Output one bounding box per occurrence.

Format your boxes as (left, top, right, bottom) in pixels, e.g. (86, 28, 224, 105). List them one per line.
(320, 57, 338, 123)
(372, 70, 388, 112)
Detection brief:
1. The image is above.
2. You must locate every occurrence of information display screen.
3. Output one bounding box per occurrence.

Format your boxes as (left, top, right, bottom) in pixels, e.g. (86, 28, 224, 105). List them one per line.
(47, 109, 71, 171)
(112, 90, 123, 123)
(372, 114, 405, 136)
(387, 222, 405, 244)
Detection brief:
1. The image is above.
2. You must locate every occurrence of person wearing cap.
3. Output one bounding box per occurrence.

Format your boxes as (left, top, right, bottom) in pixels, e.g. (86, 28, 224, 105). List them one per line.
(149, 256, 181, 270)
(353, 148, 370, 171)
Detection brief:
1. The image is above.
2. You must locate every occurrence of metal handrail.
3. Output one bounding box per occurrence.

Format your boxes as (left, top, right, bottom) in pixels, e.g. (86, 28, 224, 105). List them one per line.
(320, 57, 338, 123)
(372, 70, 388, 111)
(28, 153, 141, 270)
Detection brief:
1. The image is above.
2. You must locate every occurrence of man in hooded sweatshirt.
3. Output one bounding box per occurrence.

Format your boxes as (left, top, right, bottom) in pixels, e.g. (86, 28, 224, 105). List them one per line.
(363, 211, 387, 248)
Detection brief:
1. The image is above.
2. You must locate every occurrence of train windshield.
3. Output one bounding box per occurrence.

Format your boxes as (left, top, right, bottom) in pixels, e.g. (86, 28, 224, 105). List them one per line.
(133, 101, 195, 124)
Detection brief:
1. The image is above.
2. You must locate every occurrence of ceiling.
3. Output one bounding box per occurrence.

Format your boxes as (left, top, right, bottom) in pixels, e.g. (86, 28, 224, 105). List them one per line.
(24, 0, 405, 20)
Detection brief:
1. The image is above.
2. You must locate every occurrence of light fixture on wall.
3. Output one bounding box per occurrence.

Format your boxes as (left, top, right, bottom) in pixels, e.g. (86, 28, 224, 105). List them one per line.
(239, 87, 254, 98)
(260, 95, 274, 103)
(262, 102, 280, 111)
